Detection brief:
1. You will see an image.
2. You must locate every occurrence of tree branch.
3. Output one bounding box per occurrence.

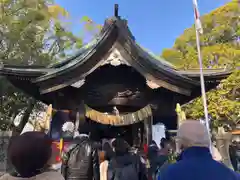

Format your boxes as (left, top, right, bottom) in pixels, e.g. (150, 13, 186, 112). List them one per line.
(12, 98, 36, 136)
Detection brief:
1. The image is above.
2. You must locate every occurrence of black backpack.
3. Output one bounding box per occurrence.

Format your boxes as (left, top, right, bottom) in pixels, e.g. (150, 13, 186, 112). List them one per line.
(109, 155, 139, 180)
(61, 140, 92, 180)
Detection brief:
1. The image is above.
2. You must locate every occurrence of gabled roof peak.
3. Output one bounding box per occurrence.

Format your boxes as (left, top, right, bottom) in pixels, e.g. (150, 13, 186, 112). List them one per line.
(0, 8, 231, 96)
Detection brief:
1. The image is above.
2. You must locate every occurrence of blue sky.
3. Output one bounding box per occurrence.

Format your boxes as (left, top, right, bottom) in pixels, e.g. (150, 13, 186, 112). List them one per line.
(55, 0, 229, 54)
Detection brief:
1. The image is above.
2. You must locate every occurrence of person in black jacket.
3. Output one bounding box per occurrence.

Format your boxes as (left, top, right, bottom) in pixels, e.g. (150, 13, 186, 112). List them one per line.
(229, 141, 238, 171)
(107, 138, 147, 180)
(147, 140, 160, 179)
(61, 131, 100, 180)
(148, 139, 170, 180)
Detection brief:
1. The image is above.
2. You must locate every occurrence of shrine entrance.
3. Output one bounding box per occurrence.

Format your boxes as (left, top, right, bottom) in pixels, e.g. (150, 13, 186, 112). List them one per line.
(87, 120, 144, 147)
(1, 6, 229, 148)
(49, 104, 152, 147)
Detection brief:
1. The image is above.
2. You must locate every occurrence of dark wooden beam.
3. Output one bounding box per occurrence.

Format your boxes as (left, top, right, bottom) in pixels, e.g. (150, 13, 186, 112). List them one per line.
(144, 116, 153, 146)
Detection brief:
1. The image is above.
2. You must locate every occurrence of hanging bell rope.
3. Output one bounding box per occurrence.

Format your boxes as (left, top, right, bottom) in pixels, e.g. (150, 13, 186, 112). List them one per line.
(51, 104, 152, 126)
(85, 104, 152, 126)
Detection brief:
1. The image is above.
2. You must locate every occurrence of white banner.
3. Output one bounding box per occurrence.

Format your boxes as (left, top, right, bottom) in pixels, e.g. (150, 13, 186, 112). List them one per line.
(152, 123, 165, 148)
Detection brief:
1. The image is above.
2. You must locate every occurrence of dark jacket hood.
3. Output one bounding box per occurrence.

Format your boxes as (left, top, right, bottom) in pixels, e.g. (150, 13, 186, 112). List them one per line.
(113, 153, 137, 166)
(148, 145, 159, 159)
(73, 135, 89, 144)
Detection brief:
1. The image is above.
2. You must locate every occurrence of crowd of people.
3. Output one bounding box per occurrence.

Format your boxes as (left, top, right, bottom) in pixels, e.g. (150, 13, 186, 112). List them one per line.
(0, 120, 239, 180)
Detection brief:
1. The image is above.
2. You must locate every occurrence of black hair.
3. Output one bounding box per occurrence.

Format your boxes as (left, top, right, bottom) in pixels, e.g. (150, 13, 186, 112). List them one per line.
(160, 138, 167, 149)
(68, 110, 77, 122)
(8, 132, 52, 178)
(112, 138, 129, 155)
(103, 142, 114, 161)
(151, 140, 157, 145)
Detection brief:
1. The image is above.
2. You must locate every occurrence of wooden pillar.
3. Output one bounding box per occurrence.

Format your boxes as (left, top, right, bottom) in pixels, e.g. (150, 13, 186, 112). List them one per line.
(144, 116, 153, 146)
(132, 124, 136, 147)
(76, 101, 87, 133)
(140, 123, 144, 148)
(132, 123, 141, 148)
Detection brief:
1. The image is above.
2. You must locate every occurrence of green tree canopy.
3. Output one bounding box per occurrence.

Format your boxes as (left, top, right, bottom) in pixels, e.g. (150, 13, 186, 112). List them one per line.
(0, 0, 85, 65)
(161, 1, 240, 70)
(161, 1, 240, 128)
(0, 0, 99, 131)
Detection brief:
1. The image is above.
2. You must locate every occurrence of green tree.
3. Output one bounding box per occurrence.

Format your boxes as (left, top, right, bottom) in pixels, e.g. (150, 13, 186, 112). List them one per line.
(0, 0, 99, 132)
(0, 0, 70, 131)
(161, 49, 184, 68)
(161, 1, 240, 129)
(183, 70, 240, 128)
(0, 0, 84, 65)
(161, 1, 240, 69)
(81, 15, 102, 38)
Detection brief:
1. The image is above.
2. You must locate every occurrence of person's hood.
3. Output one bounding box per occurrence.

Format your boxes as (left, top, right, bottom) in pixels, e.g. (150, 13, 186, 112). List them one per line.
(149, 143, 157, 147)
(114, 153, 136, 166)
(73, 134, 89, 143)
(78, 133, 89, 138)
(0, 172, 64, 180)
(74, 133, 89, 139)
(148, 145, 159, 158)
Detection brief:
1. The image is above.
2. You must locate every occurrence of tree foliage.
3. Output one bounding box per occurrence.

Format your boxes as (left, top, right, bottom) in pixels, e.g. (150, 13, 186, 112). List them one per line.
(81, 15, 102, 37)
(161, 1, 240, 127)
(183, 70, 240, 127)
(161, 1, 240, 69)
(0, 0, 99, 131)
(0, 0, 86, 65)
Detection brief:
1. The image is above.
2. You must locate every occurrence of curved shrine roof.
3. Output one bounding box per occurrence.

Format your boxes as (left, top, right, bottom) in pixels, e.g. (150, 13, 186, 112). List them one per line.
(0, 16, 231, 97)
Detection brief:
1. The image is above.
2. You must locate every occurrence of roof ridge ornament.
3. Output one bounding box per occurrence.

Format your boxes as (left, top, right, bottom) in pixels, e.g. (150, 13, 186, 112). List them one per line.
(114, 4, 119, 18)
(101, 47, 130, 67)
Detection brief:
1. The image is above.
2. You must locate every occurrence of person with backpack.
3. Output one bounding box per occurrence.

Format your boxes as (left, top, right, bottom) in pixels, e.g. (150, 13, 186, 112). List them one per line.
(107, 138, 147, 180)
(147, 140, 160, 179)
(61, 121, 100, 180)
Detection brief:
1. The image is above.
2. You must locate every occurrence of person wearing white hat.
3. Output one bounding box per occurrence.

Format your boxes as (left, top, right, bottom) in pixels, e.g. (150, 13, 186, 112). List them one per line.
(61, 121, 100, 180)
(158, 120, 239, 180)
